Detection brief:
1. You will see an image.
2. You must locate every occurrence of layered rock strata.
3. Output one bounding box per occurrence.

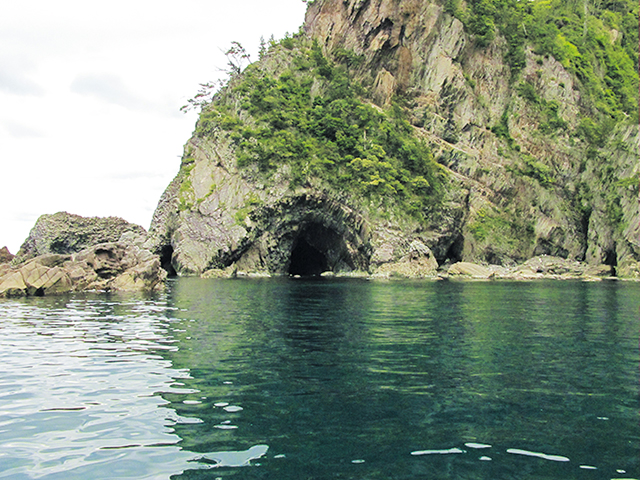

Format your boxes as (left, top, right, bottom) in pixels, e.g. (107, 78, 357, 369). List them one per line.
(147, 0, 638, 279)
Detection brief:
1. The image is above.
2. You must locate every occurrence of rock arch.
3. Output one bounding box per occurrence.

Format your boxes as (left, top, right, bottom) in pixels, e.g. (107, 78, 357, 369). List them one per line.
(234, 192, 371, 276)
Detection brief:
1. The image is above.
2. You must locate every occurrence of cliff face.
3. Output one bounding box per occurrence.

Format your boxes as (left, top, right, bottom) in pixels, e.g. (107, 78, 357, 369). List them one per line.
(148, 0, 639, 278)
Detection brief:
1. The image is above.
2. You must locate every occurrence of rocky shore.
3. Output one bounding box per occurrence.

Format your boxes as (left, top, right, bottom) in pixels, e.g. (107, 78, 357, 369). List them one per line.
(442, 256, 615, 281)
(0, 213, 166, 298)
(0, 210, 628, 299)
(201, 254, 617, 282)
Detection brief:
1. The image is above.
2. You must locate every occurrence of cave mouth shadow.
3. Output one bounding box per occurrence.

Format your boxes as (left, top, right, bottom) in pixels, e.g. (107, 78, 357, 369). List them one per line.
(285, 222, 354, 277)
(288, 237, 328, 276)
(160, 245, 177, 277)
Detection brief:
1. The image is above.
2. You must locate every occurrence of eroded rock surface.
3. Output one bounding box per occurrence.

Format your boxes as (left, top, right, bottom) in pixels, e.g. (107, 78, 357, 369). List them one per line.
(145, 0, 638, 280)
(0, 243, 166, 298)
(16, 212, 147, 262)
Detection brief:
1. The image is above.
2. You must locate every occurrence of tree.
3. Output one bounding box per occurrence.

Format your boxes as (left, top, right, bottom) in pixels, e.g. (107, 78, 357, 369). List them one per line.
(223, 41, 251, 76)
(180, 41, 251, 113)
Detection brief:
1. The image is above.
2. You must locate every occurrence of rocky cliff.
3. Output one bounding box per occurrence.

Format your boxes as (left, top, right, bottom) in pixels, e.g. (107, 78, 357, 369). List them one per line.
(147, 0, 639, 278)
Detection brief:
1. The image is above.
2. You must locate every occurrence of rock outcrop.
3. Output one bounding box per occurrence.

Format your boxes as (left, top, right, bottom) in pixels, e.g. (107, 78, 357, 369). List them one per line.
(0, 242, 166, 298)
(1, 213, 166, 297)
(16, 212, 147, 262)
(302, 0, 639, 275)
(146, 0, 638, 279)
(0, 247, 13, 264)
(446, 256, 614, 280)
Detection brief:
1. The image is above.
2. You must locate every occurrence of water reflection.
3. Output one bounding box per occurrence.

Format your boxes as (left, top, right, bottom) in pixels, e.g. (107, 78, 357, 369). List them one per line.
(162, 278, 639, 479)
(0, 292, 209, 479)
(1, 279, 638, 480)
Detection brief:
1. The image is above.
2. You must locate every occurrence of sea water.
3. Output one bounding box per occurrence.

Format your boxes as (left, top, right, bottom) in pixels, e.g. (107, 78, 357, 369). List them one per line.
(0, 278, 638, 479)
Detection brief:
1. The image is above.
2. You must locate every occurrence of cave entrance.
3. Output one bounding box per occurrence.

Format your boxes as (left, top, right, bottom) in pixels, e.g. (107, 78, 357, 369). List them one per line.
(160, 245, 177, 277)
(288, 237, 329, 276)
(604, 246, 617, 276)
(286, 222, 352, 276)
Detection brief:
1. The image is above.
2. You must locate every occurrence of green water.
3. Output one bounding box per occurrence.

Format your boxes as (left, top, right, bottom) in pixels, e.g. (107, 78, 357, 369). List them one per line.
(163, 278, 640, 479)
(0, 278, 638, 479)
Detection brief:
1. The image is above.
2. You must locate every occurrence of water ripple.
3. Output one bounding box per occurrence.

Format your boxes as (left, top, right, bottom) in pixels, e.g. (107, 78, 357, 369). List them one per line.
(0, 296, 203, 479)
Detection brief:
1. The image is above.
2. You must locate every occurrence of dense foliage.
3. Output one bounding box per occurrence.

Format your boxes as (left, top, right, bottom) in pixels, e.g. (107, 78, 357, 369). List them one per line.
(448, 0, 638, 122)
(187, 0, 637, 233)
(196, 38, 446, 218)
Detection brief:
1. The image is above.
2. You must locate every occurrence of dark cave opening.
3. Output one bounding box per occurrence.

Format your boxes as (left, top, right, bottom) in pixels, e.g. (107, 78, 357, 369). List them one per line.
(604, 247, 617, 275)
(444, 235, 464, 264)
(160, 245, 177, 277)
(288, 236, 329, 276)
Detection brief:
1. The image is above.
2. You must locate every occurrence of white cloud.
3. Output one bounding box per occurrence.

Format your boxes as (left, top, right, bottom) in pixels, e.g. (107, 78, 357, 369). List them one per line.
(70, 73, 152, 111)
(0, 69, 45, 96)
(0, 0, 308, 253)
(0, 54, 45, 96)
(1, 120, 44, 138)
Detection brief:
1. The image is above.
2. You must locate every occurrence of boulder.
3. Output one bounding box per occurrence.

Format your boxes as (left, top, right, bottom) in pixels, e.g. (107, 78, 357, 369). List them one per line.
(508, 256, 614, 279)
(0, 242, 166, 298)
(0, 271, 28, 297)
(19, 262, 73, 296)
(447, 262, 493, 279)
(372, 239, 439, 278)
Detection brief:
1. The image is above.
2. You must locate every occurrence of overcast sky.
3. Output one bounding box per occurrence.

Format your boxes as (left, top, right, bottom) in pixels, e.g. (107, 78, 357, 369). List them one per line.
(0, 0, 308, 253)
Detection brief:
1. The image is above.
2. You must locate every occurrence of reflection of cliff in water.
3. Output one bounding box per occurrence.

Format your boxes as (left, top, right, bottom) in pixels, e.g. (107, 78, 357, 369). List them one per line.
(159, 278, 640, 479)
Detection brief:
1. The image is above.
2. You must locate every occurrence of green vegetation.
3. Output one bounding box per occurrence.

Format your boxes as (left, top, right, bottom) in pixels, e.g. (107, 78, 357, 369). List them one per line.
(448, 0, 638, 122)
(516, 80, 568, 133)
(234, 193, 263, 226)
(196, 37, 446, 220)
(491, 107, 518, 150)
(468, 206, 534, 256)
(518, 155, 555, 187)
(177, 164, 195, 211)
(183, 0, 636, 240)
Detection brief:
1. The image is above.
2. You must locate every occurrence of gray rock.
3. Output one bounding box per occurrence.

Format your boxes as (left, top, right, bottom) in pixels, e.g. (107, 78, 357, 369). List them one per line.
(0, 242, 166, 298)
(15, 212, 147, 262)
(447, 262, 493, 279)
(142, 0, 639, 279)
(0, 247, 14, 264)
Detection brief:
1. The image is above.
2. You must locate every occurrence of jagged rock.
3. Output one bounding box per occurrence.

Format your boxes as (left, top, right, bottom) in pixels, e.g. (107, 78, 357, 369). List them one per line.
(0, 242, 166, 298)
(16, 212, 147, 262)
(0, 247, 14, 264)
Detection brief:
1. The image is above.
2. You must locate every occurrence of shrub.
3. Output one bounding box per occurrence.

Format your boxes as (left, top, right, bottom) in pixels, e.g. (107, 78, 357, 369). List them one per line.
(205, 37, 446, 220)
